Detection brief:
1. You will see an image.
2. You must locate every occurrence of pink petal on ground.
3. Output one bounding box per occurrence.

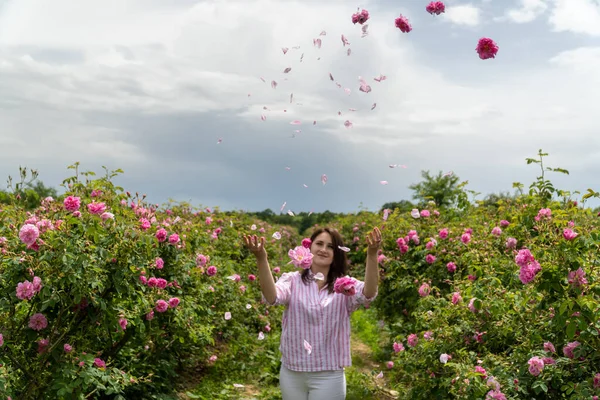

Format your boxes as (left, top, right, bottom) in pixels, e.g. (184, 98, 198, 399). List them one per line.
(283, 67, 292, 73)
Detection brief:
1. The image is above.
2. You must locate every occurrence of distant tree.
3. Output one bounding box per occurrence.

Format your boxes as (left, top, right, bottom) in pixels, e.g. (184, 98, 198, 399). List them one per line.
(480, 191, 519, 208)
(408, 170, 462, 208)
(380, 200, 415, 213)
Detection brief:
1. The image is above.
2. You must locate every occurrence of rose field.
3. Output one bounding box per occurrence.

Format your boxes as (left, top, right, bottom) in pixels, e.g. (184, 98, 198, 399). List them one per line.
(0, 156, 599, 400)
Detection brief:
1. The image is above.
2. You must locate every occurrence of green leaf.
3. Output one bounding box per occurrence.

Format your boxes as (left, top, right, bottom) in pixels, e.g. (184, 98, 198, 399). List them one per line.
(566, 321, 576, 339)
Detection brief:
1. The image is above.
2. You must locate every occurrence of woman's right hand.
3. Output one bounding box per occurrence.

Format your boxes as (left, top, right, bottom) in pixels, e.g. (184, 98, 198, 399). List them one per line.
(243, 234, 267, 259)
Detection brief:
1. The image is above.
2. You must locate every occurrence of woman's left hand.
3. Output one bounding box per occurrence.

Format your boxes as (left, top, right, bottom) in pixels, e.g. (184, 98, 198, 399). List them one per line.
(366, 227, 382, 252)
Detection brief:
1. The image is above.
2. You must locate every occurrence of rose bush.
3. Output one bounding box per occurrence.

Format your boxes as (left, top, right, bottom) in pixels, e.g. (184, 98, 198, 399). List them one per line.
(0, 166, 297, 398)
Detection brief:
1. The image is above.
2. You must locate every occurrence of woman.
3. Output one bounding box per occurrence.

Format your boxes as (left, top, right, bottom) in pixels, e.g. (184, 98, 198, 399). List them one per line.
(242, 226, 381, 399)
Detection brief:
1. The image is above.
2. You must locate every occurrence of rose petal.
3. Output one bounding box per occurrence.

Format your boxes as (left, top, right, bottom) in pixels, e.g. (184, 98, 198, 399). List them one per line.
(282, 47, 288, 54)
(224, 312, 232, 320)
(271, 80, 277, 89)
(283, 67, 291, 73)
(273, 232, 282, 240)
(290, 120, 301, 125)
(338, 246, 350, 252)
(371, 103, 377, 110)
(380, 181, 389, 185)
(287, 210, 295, 216)
(321, 174, 328, 185)
(304, 339, 312, 355)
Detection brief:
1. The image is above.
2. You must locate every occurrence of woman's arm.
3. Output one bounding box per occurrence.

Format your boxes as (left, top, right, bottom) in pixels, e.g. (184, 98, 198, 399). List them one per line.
(243, 235, 277, 304)
(363, 227, 381, 298)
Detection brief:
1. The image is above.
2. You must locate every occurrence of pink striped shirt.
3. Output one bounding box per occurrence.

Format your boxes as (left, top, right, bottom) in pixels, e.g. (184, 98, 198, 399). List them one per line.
(263, 271, 377, 372)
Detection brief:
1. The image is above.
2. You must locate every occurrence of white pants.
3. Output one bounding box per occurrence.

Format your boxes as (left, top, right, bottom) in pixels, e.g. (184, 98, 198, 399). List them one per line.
(279, 365, 346, 400)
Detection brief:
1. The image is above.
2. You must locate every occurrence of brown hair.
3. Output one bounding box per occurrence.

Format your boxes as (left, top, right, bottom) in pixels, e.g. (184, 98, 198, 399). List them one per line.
(301, 227, 348, 293)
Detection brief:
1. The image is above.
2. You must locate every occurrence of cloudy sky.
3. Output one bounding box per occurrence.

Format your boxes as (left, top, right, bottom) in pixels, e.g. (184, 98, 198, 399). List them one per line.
(1, 0, 599, 213)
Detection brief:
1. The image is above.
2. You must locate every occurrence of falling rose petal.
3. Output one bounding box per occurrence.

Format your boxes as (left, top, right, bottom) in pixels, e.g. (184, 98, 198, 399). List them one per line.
(371, 103, 377, 110)
(273, 232, 282, 240)
(444, 171, 454, 177)
(314, 272, 325, 281)
(303, 184, 308, 188)
(290, 120, 301, 125)
(283, 67, 292, 73)
(271, 80, 277, 89)
(380, 181, 389, 185)
(349, 108, 357, 111)
(313, 38, 322, 48)
(344, 120, 353, 128)
(338, 246, 351, 252)
(374, 75, 387, 82)
(341, 34, 349, 46)
(359, 84, 371, 93)
(261, 114, 267, 121)
(347, 48, 352, 56)
(304, 340, 312, 355)
(251, 224, 257, 230)
(313, 121, 317, 125)
(400, 165, 407, 168)
(320, 30, 327, 36)
(280, 201, 287, 211)
(285, 167, 291, 170)
(247, 93, 251, 97)
(335, 82, 342, 88)
(361, 24, 369, 37)
(224, 312, 232, 320)
(258, 332, 265, 340)
(246, 303, 252, 309)
(287, 210, 295, 216)
(321, 174, 328, 185)
(337, 111, 342, 116)
(230, 220, 234, 227)
(263, 106, 269, 110)
(300, 53, 304, 62)
(344, 88, 351, 95)
(282, 47, 289, 54)
(233, 384, 245, 388)
(290, 93, 293, 103)
(308, 210, 313, 216)
(260, 77, 266, 82)
(227, 275, 238, 281)
(389, 164, 398, 168)
(217, 138, 222, 144)
(411, 209, 421, 219)
(293, 46, 300, 49)
(383, 209, 391, 221)
(376, 372, 384, 379)
(294, 130, 301, 133)
(329, 73, 334, 81)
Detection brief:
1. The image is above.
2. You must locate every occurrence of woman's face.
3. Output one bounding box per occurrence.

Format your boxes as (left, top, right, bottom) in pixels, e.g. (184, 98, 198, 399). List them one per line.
(311, 232, 335, 267)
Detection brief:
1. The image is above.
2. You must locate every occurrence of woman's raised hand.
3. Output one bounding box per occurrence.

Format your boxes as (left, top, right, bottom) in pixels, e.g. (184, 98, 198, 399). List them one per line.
(366, 227, 382, 252)
(242, 234, 267, 259)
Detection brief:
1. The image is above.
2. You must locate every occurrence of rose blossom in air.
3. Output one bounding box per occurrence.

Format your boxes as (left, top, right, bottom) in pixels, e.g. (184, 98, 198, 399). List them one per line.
(476, 38, 499, 60)
(395, 15, 412, 32)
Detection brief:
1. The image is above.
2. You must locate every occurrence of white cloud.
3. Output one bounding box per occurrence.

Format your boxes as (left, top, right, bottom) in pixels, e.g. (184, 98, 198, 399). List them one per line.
(548, 0, 600, 36)
(441, 4, 482, 26)
(504, 0, 548, 23)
